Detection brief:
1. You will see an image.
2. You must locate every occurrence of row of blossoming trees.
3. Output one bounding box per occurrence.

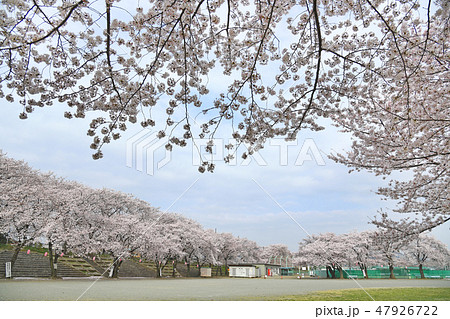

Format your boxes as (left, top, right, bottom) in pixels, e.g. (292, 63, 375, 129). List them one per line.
(0, 151, 291, 278)
(297, 231, 450, 279)
(1, 151, 448, 279)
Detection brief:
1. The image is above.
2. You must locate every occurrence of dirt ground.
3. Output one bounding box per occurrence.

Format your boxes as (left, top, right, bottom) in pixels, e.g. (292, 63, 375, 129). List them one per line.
(0, 277, 449, 301)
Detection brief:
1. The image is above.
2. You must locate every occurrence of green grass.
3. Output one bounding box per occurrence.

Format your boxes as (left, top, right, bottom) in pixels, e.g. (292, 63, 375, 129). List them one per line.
(0, 243, 48, 254)
(240, 288, 450, 301)
(0, 243, 13, 251)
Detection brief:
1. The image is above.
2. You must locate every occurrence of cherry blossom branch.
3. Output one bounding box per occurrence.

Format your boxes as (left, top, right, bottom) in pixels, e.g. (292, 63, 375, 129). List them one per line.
(1, 0, 86, 51)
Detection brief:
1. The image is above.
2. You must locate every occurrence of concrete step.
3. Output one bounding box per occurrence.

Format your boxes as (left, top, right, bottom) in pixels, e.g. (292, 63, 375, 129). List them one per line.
(1, 249, 184, 278)
(90, 258, 156, 277)
(59, 256, 101, 276)
(0, 250, 96, 278)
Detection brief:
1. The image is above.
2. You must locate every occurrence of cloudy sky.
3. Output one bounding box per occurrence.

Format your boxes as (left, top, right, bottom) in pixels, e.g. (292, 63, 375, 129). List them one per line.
(0, 99, 448, 251)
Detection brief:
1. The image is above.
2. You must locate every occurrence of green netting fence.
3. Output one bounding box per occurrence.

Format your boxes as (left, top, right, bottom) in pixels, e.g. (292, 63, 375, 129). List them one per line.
(313, 267, 450, 279)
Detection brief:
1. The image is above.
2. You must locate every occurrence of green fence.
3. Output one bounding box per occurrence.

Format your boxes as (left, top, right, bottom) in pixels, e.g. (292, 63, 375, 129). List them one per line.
(314, 267, 450, 279)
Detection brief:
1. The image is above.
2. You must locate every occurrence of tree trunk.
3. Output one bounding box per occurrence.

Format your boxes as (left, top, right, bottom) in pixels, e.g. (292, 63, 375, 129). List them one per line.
(155, 261, 161, 278)
(359, 263, 369, 279)
(195, 259, 201, 276)
(359, 264, 364, 278)
(160, 261, 167, 277)
(172, 260, 177, 277)
(389, 264, 395, 279)
(111, 257, 122, 278)
(419, 264, 425, 279)
(338, 266, 344, 279)
(48, 242, 57, 279)
(224, 260, 229, 276)
(54, 254, 59, 269)
(186, 262, 190, 277)
(326, 266, 336, 278)
(10, 244, 24, 269)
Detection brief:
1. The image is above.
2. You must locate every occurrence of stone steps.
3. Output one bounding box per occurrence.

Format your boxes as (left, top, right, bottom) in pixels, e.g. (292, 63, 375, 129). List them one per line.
(0, 249, 195, 278)
(58, 256, 101, 276)
(139, 260, 181, 277)
(89, 257, 156, 277)
(0, 250, 93, 278)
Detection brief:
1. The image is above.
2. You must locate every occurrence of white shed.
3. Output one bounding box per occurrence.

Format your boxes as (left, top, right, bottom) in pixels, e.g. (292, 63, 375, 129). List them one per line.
(229, 264, 260, 278)
(200, 267, 212, 277)
(229, 263, 281, 278)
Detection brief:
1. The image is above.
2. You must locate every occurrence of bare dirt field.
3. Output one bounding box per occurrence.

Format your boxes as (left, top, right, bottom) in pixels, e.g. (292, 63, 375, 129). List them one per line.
(1, 277, 449, 301)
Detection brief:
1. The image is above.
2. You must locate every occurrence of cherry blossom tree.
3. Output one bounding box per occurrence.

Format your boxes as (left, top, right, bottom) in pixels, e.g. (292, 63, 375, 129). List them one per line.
(154, 213, 194, 276)
(137, 222, 182, 278)
(37, 178, 91, 278)
(194, 228, 219, 267)
(260, 243, 292, 263)
(328, 0, 449, 234)
(233, 237, 260, 263)
(169, 216, 217, 276)
(346, 230, 380, 279)
(214, 232, 241, 275)
(0, 151, 51, 268)
(86, 188, 157, 277)
(134, 212, 221, 277)
(298, 232, 353, 279)
(371, 229, 409, 279)
(403, 234, 450, 278)
(40, 181, 160, 278)
(1, 152, 97, 277)
(298, 235, 332, 277)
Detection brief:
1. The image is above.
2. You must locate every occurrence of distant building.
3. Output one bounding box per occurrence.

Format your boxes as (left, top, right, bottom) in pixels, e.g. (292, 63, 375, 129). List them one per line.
(229, 263, 281, 278)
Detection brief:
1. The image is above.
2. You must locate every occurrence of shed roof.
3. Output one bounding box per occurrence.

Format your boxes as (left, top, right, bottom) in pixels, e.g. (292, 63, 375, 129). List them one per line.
(253, 263, 282, 267)
(229, 263, 256, 267)
(229, 263, 281, 267)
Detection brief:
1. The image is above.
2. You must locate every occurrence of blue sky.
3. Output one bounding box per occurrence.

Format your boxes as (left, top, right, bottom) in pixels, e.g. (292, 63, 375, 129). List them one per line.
(0, 101, 448, 251)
